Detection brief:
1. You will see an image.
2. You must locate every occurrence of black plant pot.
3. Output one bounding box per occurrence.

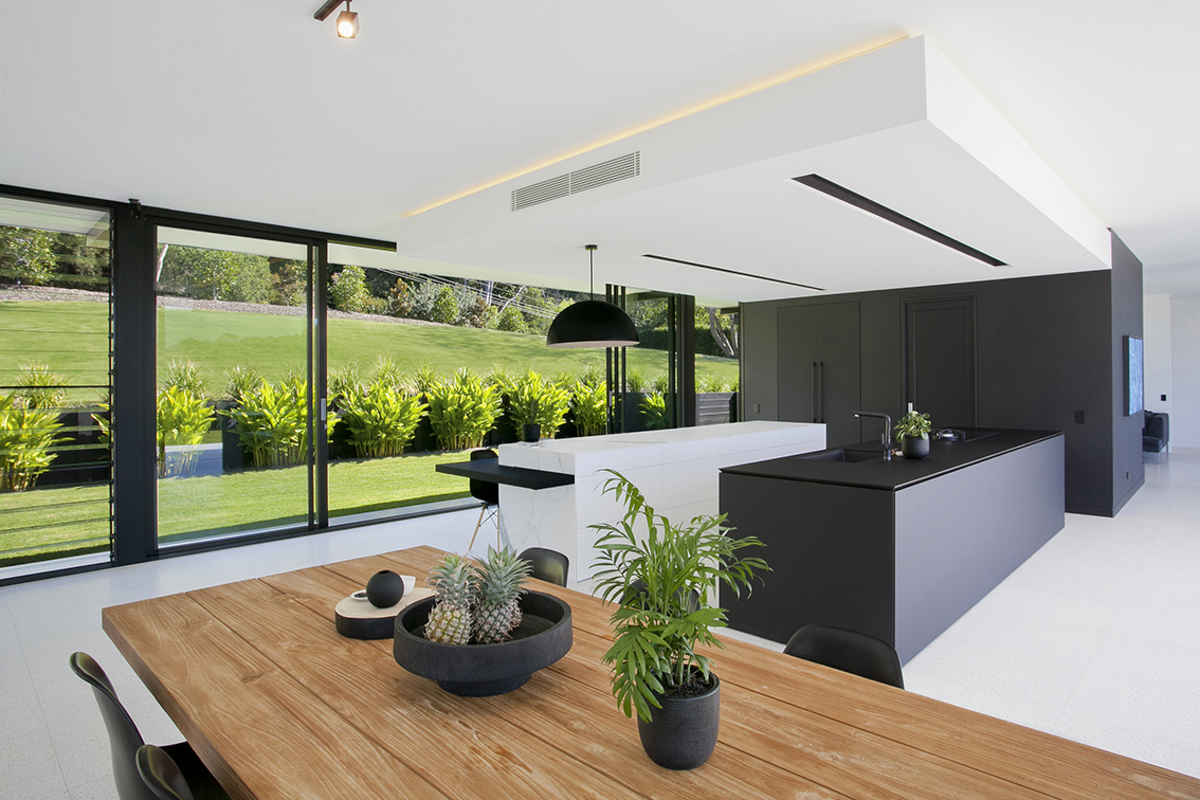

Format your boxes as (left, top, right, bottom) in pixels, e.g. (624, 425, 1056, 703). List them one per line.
(901, 434, 930, 459)
(393, 591, 572, 696)
(522, 423, 541, 443)
(637, 673, 720, 770)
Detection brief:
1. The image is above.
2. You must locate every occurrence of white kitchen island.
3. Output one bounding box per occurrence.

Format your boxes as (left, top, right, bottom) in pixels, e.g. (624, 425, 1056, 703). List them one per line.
(495, 421, 826, 582)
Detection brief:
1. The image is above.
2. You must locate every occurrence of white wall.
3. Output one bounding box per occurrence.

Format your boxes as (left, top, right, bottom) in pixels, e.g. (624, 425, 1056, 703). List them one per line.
(1144, 294, 1172, 418)
(1169, 293, 1200, 448)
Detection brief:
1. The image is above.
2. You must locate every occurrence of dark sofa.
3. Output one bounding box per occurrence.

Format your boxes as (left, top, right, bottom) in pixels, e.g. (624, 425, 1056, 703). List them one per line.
(1143, 411, 1169, 453)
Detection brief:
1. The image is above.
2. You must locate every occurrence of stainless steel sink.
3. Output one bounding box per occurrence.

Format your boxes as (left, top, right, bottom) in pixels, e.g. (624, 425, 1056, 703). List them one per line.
(800, 449, 882, 463)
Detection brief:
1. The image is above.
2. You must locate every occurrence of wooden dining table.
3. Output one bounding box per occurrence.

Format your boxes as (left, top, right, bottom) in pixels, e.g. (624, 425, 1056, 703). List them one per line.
(103, 546, 1200, 800)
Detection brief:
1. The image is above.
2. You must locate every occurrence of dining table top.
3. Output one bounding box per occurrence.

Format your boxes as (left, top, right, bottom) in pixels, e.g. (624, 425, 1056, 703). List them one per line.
(102, 545, 1200, 800)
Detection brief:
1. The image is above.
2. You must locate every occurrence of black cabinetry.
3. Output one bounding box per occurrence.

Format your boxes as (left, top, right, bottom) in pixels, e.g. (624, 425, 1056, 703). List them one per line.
(776, 302, 861, 447)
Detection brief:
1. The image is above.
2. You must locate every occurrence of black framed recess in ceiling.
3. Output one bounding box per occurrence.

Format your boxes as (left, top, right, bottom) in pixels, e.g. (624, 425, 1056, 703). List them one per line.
(792, 174, 1007, 268)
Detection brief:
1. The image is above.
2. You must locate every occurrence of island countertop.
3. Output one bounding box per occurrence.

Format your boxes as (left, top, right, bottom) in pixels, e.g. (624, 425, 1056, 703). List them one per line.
(720, 428, 1063, 491)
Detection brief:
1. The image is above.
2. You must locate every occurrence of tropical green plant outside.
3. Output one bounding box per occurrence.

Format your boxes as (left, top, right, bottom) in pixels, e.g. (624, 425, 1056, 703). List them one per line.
(224, 378, 334, 468)
(572, 380, 607, 436)
(14, 362, 67, 409)
(640, 392, 668, 430)
(502, 370, 571, 435)
(0, 395, 66, 492)
(590, 471, 769, 723)
(339, 380, 427, 458)
(156, 386, 212, 477)
(427, 370, 501, 450)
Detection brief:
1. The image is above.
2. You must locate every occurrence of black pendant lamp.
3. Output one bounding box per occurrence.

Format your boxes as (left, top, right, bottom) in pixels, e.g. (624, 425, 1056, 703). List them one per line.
(546, 244, 639, 348)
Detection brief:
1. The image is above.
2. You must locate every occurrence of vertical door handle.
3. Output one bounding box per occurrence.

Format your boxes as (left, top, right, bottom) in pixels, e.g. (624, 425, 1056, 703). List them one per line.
(812, 362, 819, 423)
(818, 361, 825, 423)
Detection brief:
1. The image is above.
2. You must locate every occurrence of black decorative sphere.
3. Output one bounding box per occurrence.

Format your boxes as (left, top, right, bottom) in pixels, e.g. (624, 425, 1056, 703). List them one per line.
(366, 570, 406, 608)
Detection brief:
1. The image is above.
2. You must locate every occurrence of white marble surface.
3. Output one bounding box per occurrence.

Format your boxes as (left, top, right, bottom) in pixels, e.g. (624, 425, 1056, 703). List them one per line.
(497, 422, 826, 581)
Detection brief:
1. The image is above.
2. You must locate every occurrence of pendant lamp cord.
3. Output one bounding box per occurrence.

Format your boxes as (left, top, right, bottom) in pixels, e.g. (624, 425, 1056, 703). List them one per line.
(586, 243, 597, 301)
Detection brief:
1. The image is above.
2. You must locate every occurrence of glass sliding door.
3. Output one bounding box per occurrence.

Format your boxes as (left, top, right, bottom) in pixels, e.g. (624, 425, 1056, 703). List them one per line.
(0, 194, 113, 574)
(154, 227, 313, 546)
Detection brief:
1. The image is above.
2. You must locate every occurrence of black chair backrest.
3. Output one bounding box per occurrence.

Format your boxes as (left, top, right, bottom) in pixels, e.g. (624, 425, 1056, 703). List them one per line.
(137, 745, 196, 800)
(70, 651, 160, 800)
(518, 547, 569, 586)
(783, 624, 905, 689)
(469, 448, 499, 505)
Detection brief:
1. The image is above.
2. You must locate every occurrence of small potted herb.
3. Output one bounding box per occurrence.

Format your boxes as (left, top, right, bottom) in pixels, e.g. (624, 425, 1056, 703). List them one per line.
(522, 396, 541, 443)
(591, 471, 769, 769)
(894, 409, 932, 459)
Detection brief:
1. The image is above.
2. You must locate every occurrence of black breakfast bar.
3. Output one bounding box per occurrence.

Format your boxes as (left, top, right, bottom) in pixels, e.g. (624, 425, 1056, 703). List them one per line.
(435, 458, 575, 490)
(719, 429, 1065, 663)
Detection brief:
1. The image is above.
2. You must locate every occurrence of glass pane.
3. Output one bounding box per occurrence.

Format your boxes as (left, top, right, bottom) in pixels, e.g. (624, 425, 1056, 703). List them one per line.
(0, 195, 112, 573)
(696, 305, 740, 424)
(324, 254, 616, 523)
(155, 228, 311, 546)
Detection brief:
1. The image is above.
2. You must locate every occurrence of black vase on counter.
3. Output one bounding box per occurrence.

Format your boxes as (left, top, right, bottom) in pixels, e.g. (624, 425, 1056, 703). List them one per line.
(901, 434, 930, 459)
(522, 423, 541, 443)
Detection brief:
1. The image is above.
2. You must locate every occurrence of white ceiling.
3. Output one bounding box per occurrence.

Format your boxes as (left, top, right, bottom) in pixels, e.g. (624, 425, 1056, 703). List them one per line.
(2, 1, 1199, 298)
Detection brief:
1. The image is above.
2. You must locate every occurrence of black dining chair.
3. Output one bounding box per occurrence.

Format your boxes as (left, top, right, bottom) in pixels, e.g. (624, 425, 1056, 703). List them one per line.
(467, 448, 500, 551)
(518, 547, 569, 586)
(137, 745, 196, 800)
(69, 652, 230, 800)
(782, 624, 904, 689)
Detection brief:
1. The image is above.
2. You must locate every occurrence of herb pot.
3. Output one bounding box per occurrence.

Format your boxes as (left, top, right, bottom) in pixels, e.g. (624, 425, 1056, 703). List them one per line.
(636, 673, 720, 770)
(901, 434, 930, 459)
(522, 423, 541, 443)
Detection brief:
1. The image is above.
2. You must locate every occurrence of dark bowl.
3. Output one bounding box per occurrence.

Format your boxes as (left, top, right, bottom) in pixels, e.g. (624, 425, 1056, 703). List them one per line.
(393, 591, 573, 696)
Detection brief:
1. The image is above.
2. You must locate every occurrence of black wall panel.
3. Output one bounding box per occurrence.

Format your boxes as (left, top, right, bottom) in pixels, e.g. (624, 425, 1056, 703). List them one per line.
(742, 231, 1143, 516)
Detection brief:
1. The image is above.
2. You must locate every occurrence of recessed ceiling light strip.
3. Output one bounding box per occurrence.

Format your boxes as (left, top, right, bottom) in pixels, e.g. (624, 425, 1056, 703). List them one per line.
(792, 174, 1007, 267)
(641, 254, 824, 291)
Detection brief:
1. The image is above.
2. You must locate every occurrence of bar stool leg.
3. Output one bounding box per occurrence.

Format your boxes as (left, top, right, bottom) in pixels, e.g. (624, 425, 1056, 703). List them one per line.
(468, 505, 488, 551)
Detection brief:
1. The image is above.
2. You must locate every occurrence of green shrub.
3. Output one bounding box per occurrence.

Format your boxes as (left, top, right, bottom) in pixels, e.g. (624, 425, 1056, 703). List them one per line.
(328, 363, 364, 403)
(156, 386, 212, 477)
(224, 378, 334, 468)
(15, 362, 66, 410)
(331, 264, 369, 312)
(578, 361, 605, 387)
(427, 369, 500, 451)
(462, 296, 496, 329)
(412, 364, 440, 396)
(640, 392, 668, 430)
(339, 379, 427, 458)
(625, 369, 646, 393)
(0, 226, 57, 285)
(0, 394, 65, 491)
(650, 372, 669, 394)
(572, 380, 607, 437)
(388, 278, 414, 317)
(505, 370, 571, 437)
(429, 285, 459, 325)
(361, 295, 388, 316)
(698, 375, 727, 393)
(496, 305, 527, 333)
(162, 360, 207, 397)
(224, 365, 263, 403)
(372, 357, 407, 393)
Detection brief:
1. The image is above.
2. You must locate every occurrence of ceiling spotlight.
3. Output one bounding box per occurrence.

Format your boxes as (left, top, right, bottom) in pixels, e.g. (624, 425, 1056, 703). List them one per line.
(315, 0, 358, 39)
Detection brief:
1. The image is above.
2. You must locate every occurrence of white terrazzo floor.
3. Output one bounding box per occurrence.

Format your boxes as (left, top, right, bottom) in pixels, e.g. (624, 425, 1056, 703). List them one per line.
(2, 449, 1198, 799)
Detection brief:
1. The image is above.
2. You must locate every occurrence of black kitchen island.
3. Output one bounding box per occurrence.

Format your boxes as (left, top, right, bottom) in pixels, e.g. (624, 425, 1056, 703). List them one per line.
(719, 429, 1065, 663)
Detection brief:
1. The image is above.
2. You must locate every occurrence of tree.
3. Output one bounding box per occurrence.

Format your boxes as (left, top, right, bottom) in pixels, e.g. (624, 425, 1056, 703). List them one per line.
(158, 245, 270, 302)
(706, 307, 739, 358)
(497, 304, 527, 332)
(330, 264, 369, 312)
(429, 285, 459, 324)
(0, 226, 57, 285)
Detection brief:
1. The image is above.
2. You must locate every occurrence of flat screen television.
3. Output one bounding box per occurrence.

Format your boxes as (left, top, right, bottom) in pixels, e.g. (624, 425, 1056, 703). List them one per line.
(1124, 335, 1144, 416)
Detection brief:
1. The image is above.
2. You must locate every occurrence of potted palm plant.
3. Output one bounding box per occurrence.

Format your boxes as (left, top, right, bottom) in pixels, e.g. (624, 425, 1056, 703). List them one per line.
(894, 409, 932, 459)
(590, 471, 769, 769)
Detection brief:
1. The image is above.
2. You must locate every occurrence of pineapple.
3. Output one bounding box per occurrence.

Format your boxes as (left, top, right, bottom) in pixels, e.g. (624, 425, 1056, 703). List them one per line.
(424, 554, 476, 644)
(473, 546, 532, 643)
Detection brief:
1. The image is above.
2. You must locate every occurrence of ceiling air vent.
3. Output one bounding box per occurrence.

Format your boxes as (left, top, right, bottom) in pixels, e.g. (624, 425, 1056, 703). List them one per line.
(512, 152, 640, 211)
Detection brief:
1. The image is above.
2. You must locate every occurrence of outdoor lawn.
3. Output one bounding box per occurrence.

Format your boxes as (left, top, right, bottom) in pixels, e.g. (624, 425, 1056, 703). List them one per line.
(0, 300, 739, 395)
(0, 451, 472, 566)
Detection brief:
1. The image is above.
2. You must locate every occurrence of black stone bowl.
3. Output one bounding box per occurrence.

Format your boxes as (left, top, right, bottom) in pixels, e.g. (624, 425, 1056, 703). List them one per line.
(393, 591, 572, 696)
